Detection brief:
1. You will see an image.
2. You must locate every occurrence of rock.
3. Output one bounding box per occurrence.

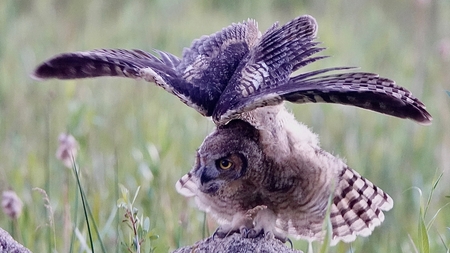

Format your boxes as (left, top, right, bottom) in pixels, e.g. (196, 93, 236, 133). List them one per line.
(172, 233, 303, 253)
(0, 227, 31, 253)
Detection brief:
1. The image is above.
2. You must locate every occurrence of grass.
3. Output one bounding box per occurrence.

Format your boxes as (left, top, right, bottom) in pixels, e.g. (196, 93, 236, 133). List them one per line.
(1, 0, 449, 252)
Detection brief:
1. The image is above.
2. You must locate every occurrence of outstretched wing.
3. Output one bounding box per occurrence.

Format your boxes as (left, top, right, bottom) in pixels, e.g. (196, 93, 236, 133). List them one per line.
(213, 15, 326, 123)
(275, 148, 393, 245)
(211, 16, 431, 125)
(32, 20, 259, 116)
(328, 165, 393, 245)
(283, 72, 432, 124)
(32, 15, 432, 124)
(220, 71, 432, 124)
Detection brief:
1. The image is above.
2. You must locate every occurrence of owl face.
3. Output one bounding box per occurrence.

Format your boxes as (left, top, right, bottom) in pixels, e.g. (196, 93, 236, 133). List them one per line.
(193, 120, 263, 195)
(194, 152, 248, 194)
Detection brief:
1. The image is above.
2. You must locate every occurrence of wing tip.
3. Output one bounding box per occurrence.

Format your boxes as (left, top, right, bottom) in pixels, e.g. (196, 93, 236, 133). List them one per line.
(30, 63, 53, 80)
(415, 112, 433, 126)
(175, 173, 197, 197)
(382, 194, 394, 211)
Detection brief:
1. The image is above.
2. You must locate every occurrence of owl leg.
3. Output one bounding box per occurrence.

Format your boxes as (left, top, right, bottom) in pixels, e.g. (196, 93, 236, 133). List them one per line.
(245, 207, 288, 243)
(213, 212, 254, 239)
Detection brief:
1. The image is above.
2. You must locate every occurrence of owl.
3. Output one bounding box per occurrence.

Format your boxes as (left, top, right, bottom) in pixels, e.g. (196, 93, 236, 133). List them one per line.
(32, 15, 431, 245)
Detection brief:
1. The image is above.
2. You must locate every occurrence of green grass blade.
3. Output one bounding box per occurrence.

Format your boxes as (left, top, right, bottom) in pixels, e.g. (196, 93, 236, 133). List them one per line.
(319, 213, 333, 253)
(132, 186, 141, 205)
(424, 172, 443, 217)
(84, 194, 107, 253)
(426, 202, 450, 231)
(418, 207, 430, 253)
(202, 212, 207, 239)
(114, 150, 120, 253)
(437, 232, 449, 253)
(72, 159, 95, 252)
(69, 177, 79, 253)
(319, 182, 335, 253)
(408, 234, 420, 253)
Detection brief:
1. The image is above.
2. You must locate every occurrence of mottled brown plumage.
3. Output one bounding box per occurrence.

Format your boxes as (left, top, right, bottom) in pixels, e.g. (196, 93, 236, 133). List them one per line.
(32, 15, 431, 245)
(176, 105, 393, 244)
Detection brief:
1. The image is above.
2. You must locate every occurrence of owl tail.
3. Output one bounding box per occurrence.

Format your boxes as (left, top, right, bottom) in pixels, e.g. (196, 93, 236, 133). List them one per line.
(329, 166, 393, 245)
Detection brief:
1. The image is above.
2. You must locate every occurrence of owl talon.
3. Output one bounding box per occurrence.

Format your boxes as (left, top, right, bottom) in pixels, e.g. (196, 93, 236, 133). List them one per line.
(239, 226, 250, 238)
(272, 232, 286, 242)
(263, 230, 291, 247)
(286, 238, 293, 249)
(213, 226, 239, 239)
(244, 228, 264, 239)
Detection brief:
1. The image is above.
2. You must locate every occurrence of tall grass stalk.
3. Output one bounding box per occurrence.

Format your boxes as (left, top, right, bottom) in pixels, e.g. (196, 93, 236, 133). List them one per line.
(410, 173, 449, 253)
(72, 159, 95, 252)
(114, 150, 120, 253)
(70, 156, 107, 253)
(69, 174, 79, 253)
(32, 187, 57, 252)
(318, 182, 335, 253)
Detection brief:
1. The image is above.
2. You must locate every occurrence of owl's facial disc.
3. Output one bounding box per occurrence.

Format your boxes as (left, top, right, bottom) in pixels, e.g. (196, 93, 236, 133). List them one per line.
(197, 153, 248, 194)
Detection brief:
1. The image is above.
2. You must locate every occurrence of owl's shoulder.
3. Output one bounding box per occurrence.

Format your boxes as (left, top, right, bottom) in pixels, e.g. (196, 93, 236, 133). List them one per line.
(243, 105, 318, 162)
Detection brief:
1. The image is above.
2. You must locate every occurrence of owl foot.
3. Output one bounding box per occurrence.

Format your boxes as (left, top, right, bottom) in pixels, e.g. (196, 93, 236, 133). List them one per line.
(213, 212, 254, 239)
(263, 230, 293, 248)
(212, 226, 237, 239)
(259, 230, 293, 248)
(241, 227, 292, 247)
(241, 227, 263, 238)
(213, 224, 254, 239)
(262, 230, 287, 242)
(242, 228, 282, 241)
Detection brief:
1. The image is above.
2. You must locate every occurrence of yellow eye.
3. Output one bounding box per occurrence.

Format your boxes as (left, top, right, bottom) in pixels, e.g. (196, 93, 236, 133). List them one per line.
(218, 159, 233, 170)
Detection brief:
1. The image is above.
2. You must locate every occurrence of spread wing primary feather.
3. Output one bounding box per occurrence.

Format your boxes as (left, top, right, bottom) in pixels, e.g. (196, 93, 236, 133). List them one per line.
(31, 15, 431, 125)
(228, 71, 432, 125)
(32, 20, 258, 117)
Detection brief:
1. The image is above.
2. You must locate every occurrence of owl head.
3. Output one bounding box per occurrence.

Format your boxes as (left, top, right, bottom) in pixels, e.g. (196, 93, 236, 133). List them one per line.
(191, 120, 263, 195)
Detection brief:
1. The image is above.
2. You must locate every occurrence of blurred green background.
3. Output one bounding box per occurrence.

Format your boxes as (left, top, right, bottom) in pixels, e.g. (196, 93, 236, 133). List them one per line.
(1, 0, 449, 252)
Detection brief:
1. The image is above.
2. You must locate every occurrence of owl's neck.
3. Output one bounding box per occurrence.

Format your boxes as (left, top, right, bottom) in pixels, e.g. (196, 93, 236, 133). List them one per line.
(242, 103, 319, 161)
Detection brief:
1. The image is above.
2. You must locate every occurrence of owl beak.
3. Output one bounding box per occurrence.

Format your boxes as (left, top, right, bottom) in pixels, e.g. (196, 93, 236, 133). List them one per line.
(198, 166, 219, 185)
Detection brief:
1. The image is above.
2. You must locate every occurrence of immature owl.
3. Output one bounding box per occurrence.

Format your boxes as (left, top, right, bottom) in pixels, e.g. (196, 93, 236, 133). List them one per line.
(32, 15, 431, 245)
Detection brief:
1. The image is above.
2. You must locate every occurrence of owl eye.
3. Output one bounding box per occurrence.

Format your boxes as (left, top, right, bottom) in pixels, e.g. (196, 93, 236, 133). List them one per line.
(217, 158, 233, 170)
